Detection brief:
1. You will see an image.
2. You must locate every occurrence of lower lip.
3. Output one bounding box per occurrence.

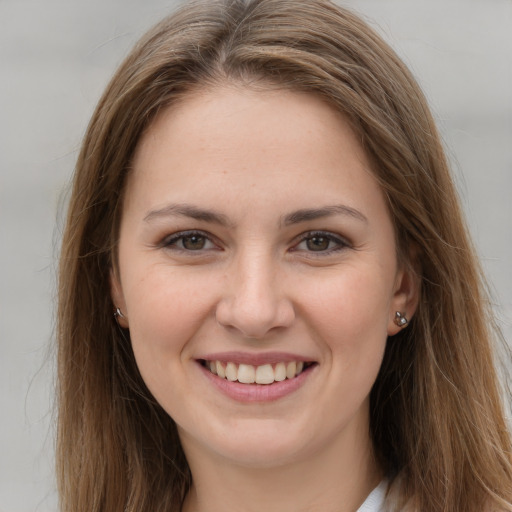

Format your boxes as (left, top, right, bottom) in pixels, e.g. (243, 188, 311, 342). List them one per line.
(197, 362, 316, 403)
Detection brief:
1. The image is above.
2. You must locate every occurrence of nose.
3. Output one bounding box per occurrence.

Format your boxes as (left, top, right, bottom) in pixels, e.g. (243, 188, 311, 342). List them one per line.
(215, 251, 295, 339)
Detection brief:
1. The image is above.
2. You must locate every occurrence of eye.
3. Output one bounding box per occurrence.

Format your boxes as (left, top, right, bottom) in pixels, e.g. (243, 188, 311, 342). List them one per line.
(163, 231, 217, 252)
(293, 231, 349, 254)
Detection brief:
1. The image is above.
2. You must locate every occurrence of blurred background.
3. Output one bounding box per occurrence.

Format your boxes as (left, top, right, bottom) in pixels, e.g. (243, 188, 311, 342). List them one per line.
(1, 0, 511, 510)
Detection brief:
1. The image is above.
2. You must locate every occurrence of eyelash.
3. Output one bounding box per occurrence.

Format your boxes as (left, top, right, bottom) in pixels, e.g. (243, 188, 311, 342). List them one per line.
(292, 231, 350, 255)
(162, 230, 219, 252)
(161, 230, 350, 255)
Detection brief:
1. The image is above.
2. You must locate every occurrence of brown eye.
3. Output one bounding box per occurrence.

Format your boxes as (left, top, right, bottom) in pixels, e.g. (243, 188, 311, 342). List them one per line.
(164, 231, 216, 252)
(306, 236, 330, 251)
(292, 231, 349, 255)
(182, 234, 207, 250)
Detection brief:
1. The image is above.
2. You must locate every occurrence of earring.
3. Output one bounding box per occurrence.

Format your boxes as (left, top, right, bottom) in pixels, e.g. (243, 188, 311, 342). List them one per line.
(114, 307, 128, 328)
(114, 307, 127, 328)
(114, 307, 125, 319)
(394, 311, 408, 328)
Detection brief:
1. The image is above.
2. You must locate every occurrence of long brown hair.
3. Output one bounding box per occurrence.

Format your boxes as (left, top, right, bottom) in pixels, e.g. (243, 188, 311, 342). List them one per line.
(57, 1, 512, 510)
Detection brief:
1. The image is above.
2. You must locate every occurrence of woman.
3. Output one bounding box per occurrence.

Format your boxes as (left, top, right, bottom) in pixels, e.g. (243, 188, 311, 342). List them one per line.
(56, 0, 512, 511)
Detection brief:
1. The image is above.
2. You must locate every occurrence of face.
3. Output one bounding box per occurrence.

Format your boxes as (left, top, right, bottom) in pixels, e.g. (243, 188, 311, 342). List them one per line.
(111, 85, 417, 468)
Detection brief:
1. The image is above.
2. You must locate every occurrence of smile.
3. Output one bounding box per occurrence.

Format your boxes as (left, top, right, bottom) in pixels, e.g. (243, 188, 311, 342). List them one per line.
(202, 360, 313, 385)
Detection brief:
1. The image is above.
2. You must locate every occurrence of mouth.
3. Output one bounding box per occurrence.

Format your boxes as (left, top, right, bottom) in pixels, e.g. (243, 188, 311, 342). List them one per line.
(199, 359, 316, 385)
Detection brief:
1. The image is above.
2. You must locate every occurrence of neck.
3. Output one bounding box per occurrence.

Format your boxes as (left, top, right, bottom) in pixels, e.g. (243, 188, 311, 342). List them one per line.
(181, 419, 382, 512)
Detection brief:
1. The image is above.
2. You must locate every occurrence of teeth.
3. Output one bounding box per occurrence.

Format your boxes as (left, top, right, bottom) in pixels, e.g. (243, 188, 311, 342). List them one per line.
(216, 360, 225, 379)
(238, 364, 255, 384)
(286, 361, 297, 379)
(205, 360, 309, 385)
(226, 362, 237, 381)
(255, 364, 275, 384)
(274, 362, 287, 382)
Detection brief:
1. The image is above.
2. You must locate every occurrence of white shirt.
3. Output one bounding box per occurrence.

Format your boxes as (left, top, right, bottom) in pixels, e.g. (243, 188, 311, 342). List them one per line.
(356, 480, 387, 512)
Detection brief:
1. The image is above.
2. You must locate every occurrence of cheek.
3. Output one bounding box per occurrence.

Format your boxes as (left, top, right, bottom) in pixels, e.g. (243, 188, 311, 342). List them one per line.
(304, 268, 392, 334)
(299, 268, 391, 375)
(124, 272, 218, 418)
(123, 268, 216, 380)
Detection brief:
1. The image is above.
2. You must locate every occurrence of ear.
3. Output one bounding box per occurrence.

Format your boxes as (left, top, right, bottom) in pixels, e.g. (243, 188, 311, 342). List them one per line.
(110, 268, 129, 329)
(387, 254, 420, 336)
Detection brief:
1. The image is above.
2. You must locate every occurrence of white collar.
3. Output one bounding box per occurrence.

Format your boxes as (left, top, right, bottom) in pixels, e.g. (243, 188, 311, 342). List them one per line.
(356, 480, 387, 512)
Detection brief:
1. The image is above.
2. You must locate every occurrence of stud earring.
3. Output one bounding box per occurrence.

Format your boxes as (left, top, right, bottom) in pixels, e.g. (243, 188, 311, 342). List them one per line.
(114, 307, 125, 319)
(394, 311, 408, 328)
(114, 307, 128, 328)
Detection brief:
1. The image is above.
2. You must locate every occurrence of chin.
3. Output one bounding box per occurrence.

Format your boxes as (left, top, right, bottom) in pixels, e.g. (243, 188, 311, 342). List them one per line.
(180, 416, 322, 469)
(216, 440, 307, 469)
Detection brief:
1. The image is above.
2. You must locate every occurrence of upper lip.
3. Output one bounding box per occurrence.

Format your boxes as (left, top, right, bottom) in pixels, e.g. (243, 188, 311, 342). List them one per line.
(197, 351, 315, 366)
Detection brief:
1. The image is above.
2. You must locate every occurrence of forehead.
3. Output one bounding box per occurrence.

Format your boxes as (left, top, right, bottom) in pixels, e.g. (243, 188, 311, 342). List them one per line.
(133, 84, 368, 166)
(125, 85, 387, 225)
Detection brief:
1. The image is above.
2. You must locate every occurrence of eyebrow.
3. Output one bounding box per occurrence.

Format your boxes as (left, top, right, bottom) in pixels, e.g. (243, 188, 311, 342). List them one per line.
(144, 203, 232, 226)
(143, 202, 367, 227)
(282, 205, 368, 225)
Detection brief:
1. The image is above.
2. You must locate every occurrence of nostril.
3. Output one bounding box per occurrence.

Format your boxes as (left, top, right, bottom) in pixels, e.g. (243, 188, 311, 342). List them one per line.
(215, 294, 295, 339)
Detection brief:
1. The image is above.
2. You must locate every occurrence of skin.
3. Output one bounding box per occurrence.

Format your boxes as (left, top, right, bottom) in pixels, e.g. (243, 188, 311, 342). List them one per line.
(111, 85, 418, 512)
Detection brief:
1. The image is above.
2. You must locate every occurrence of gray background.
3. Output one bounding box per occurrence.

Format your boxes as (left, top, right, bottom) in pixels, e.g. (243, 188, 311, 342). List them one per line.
(1, 1, 511, 510)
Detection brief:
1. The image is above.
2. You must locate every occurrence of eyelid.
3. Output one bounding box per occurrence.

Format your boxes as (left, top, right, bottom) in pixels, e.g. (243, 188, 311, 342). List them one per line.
(158, 229, 350, 255)
(161, 229, 221, 251)
(290, 230, 351, 254)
